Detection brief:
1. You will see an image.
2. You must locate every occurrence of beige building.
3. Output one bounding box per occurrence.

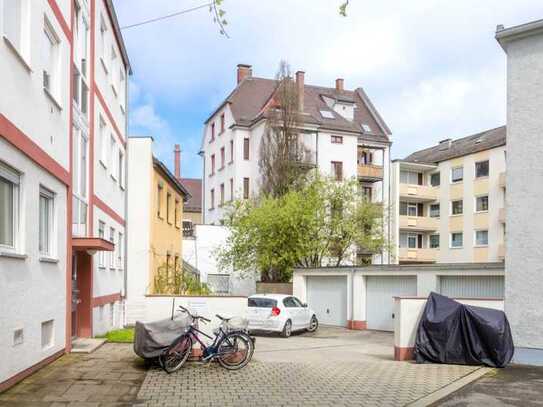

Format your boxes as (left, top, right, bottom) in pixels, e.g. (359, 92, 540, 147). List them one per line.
(391, 126, 506, 264)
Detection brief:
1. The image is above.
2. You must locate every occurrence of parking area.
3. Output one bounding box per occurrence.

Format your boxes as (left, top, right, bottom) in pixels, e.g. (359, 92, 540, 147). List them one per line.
(0, 327, 488, 407)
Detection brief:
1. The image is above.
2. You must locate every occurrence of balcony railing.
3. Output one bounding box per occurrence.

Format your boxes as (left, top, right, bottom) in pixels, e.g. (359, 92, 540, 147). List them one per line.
(288, 149, 317, 167)
(399, 184, 439, 201)
(399, 215, 439, 231)
(398, 248, 437, 263)
(357, 164, 383, 181)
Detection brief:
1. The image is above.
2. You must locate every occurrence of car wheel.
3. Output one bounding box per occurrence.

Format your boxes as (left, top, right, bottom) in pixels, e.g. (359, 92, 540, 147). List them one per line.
(281, 320, 292, 338)
(307, 315, 318, 332)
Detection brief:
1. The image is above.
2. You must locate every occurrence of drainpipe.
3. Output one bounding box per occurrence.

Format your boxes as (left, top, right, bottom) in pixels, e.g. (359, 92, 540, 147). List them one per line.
(123, 77, 129, 326)
(351, 268, 355, 325)
(199, 150, 205, 224)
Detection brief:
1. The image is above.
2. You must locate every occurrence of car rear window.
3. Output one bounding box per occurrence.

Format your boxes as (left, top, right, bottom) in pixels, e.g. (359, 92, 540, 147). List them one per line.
(248, 298, 277, 308)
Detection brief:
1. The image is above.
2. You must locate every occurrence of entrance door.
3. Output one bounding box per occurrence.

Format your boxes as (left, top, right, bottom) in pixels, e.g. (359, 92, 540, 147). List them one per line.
(306, 276, 348, 327)
(71, 254, 79, 338)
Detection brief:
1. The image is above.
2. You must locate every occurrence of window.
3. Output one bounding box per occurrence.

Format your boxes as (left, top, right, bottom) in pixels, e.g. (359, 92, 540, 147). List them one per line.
(220, 113, 225, 132)
(157, 184, 163, 217)
(210, 122, 215, 141)
(331, 161, 343, 181)
(361, 124, 372, 132)
(210, 154, 215, 175)
(117, 232, 123, 268)
(99, 14, 108, 67)
(220, 183, 225, 206)
(451, 232, 463, 248)
(109, 136, 116, 178)
(400, 202, 422, 217)
(182, 220, 194, 237)
(99, 117, 107, 166)
(41, 320, 54, 349)
(166, 192, 171, 223)
(430, 172, 440, 187)
(220, 147, 225, 169)
(43, 17, 60, 99)
(361, 186, 372, 201)
(174, 200, 179, 227)
(476, 195, 489, 212)
(118, 150, 124, 188)
(3, 0, 27, 58)
(475, 230, 488, 246)
(210, 189, 215, 209)
(331, 135, 343, 144)
(430, 204, 440, 218)
(98, 221, 105, 267)
(320, 110, 335, 119)
(356, 253, 372, 266)
(243, 138, 250, 160)
(230, 178, 234, 201)
(359, 150, 373, 165)
(475, 160, 489, 178)
(0, 162, 19, 249)
(451, 200, 463, 215)
(399, 233, 422, 249)
(243, 178, 250, 199)
(72, 128, 88, 236)
(39, 187, 55, 256)
(109, 227, 115, 267)
(451, 166, 463, 183)
(229, 140, 234, 163)
(400, 170, 422, 185)
(430, 234, 440, 248)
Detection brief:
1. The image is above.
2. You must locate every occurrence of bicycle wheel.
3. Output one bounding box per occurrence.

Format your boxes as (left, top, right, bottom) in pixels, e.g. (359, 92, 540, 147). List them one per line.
(216, 332, 254, 370)
(159, 336, 192, 374)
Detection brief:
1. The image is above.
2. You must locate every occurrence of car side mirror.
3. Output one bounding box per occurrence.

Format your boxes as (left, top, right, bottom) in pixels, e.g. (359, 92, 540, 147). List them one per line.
(302, 303, 308, 308)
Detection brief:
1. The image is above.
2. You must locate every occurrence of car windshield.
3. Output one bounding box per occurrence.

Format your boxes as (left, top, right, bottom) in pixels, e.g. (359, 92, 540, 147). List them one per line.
(248, 298, 277, 308)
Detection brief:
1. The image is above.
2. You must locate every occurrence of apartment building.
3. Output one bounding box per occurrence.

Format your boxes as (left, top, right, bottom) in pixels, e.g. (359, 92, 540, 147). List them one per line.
(0, 0, 130, 390)
(391, 126, 506, 264)
(126, 138, 190, 324)
(202, 65, 392, 263)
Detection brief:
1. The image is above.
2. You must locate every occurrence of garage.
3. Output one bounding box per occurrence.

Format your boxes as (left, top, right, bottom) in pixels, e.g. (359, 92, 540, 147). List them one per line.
(366, 276, 417, 331)
(306, 275, 348, 327)
(439, 275, 504, 299)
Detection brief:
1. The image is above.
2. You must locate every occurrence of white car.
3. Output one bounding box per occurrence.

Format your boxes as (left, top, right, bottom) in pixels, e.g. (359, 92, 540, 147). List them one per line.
(247, 294, 318, 337)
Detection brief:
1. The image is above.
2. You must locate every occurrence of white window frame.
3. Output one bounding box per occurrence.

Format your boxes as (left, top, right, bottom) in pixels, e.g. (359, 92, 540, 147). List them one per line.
(3, 0, 30, 65)
(430, 171, 440, 187)
(429, 203, 440, 218)
(429, 234, 440, 249)
(42, 16, 61, 104)
(407, 234, 418, 249)
(475, 195, 489, 213)
(450, 199, 463, 216)
(451, 166, 463, 183)
(407, 203, 418, 217)
(109, 227, 115, 268)
(98, 220, 106, 268)
(109, 135, 117, 181)
(72, 126, 89, 237)
(39, 186, 55, 257)
(474, 230, 489, 247)
(450, 232, 463, 249)
(99, 14, 108, 73)
(0, 161, 20, 252)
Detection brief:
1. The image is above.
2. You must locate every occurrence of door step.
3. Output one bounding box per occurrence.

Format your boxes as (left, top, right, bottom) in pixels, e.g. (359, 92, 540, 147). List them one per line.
(71, 338, 107, 353)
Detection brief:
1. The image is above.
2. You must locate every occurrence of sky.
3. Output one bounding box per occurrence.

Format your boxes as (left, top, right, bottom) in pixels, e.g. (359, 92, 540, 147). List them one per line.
(113, 0, 543, 179)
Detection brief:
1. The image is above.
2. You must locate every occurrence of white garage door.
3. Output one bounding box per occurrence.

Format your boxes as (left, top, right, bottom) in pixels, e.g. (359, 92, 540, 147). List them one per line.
(366, 276, 417, 331)
(306, 276, 348, 327)
(439, 276, 504, 299)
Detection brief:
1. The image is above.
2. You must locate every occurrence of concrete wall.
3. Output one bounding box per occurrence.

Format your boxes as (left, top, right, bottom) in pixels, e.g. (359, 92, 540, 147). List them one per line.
(498, 22, 543, 360)
(393, 297, 504, 360)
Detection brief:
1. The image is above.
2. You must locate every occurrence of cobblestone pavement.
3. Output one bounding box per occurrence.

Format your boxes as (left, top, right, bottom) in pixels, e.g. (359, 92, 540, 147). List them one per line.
(137, 328, 483, 407)
(0, 343, 146, 406)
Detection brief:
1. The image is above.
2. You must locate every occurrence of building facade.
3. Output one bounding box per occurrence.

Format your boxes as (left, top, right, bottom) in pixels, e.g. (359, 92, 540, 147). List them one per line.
(391, 126, 506, 264)
(126, 138, 189, 324)
(201, 65, 392, 263)
(173, 144, 203, 234)
(497, 19, 543, 364)
(0, 0, 130, 390)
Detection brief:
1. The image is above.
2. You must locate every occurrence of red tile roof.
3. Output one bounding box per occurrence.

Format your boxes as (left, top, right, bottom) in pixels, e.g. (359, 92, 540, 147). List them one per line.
(179, 178, 202, 212)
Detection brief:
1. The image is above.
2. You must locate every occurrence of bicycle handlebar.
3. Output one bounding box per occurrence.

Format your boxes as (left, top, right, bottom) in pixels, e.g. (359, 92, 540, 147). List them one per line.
(178, 306, 211, 323)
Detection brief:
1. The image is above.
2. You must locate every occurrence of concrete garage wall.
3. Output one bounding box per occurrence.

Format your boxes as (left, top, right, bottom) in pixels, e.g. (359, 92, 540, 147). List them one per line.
(393, 297, 504, 361)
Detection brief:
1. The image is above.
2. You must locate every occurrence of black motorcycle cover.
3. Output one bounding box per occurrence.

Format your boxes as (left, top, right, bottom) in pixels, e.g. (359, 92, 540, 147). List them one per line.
(414, 292, 514, 367)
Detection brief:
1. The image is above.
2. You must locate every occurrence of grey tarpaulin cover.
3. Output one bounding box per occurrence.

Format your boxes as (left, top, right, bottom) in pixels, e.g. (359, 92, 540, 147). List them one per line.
(134, 315, 192, 359)
(415, 292, 514, 368)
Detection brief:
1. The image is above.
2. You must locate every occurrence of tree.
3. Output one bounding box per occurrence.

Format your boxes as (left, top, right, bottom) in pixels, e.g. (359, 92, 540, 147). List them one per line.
(153, 260, 210, 295)
(217, 176, 388, 282)
(259, 61, 312, 197)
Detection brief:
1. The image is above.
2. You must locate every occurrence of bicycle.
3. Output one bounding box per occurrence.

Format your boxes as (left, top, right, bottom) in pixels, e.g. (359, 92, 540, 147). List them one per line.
(159, 306, 255, 373)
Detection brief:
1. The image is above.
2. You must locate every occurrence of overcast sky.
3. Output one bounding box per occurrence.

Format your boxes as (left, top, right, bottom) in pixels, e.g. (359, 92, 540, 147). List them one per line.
(114, 0, 542, 178)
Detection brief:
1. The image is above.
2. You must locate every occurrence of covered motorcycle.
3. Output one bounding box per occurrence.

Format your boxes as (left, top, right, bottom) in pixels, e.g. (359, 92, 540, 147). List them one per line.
(414, 292, 514, 368)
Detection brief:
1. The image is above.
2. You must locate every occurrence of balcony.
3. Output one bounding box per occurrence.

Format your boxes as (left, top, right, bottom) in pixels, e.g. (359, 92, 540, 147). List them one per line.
(399, 184, 439, 202)
(288, 149, 317, 168)
(498, 244, 506, 260)
(398, 248, 437, 263)
(499, 172, 506, 188)
(399, 216, 439, 232)
(357, 164, 383, 182)
(499, 208, 506, 223)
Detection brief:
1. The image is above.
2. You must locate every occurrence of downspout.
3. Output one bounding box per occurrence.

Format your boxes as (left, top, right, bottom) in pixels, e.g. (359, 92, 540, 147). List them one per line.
(123, 74, 129, 325)
(199, 150, 205, 224)
(387, 147, 392, 264)
(351, 268, 355, 326)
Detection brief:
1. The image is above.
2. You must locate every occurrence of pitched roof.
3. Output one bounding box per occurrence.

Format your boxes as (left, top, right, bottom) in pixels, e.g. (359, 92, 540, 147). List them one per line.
(152, 157, 191, 199)
(178, 178, 202, 213)
(206, 76, 391, 143)
(403, 126, 506, 164)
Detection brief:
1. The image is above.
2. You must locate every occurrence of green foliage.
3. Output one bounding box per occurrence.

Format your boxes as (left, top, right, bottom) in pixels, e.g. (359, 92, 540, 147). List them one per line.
(153, 260, 210, 295)
(96, 328, 134, 343)
(339, 1, 349, 17)
(218, 176, 388, 282)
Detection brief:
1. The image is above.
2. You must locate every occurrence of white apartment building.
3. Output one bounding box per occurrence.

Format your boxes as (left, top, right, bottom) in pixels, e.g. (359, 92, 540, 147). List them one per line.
(202, 65, 392, 263)
(391, 126, 506, 264)
(0, 0, 130, 391)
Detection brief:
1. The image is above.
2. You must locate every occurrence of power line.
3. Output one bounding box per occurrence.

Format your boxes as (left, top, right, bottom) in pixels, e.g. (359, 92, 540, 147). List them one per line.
(120, 2, 213, 30)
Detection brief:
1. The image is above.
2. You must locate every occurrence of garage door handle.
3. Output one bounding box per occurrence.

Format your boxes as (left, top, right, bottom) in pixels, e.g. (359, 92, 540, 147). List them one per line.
(392, 313, 395, 319)
(326, 308, 330, 314)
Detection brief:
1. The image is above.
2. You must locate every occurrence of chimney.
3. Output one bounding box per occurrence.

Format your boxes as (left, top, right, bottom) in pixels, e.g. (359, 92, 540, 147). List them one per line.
(174, 144, 181, 178)
(296, 70, 305, 112)
(237, 64, 252, 84)
(336, 78, 344, 92)
(438, 138, 452, 150)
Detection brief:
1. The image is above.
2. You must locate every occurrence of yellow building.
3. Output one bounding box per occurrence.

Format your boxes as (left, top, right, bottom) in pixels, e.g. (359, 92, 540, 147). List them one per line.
(126, 137, 191, 298)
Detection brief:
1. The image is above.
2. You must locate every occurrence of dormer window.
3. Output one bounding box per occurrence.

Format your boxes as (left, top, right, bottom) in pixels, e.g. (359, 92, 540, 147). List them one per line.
(320, 110, 334, 119)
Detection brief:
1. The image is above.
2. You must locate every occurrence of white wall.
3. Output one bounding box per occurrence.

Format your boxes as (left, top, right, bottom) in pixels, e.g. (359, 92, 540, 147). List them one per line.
(0, 139, 67, 384)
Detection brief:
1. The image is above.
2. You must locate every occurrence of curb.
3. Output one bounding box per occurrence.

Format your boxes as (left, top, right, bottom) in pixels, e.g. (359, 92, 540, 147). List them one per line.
(405, 367, 492, 407)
